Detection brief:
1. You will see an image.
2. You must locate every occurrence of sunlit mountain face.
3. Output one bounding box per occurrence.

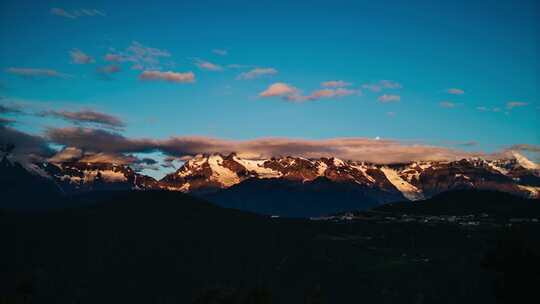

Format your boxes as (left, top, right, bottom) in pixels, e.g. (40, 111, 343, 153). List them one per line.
(1, 0, 540, 303)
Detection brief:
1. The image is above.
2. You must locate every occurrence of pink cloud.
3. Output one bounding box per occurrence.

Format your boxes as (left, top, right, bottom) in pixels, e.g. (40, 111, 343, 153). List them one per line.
(194, 59, 223, 71)
(139, 70, 195, 83)
(321, 80, 352, 88)
(70, 49, 95, 64)
(237, 68, 277, 80)
(506, 101, 528, 109)
(378, 94, 400, 103)
(362, 80, 402, 92)
(259, 83, 298, 97)
(104, 54, 122, 62)
(439, 101, 457, 108)
(6, 67, 70, 78)
(288, 88, 357, 102)
(447, 88, 465, 95)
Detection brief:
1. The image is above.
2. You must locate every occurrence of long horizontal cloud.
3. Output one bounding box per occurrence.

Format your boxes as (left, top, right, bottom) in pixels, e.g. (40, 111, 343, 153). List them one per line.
(447, 88, 465, 95)
(378, 94, 400, 103)
(287, 88, 357, 102)
(362, 80, 402, 92)
(44, 127, 494, 164)
(259, 83, 358, 102)
(506, 101, 528, 109)
(237, 68, 277, 80)
(139, 70, 195, 83)
(0, 103, 23, 114)
(194, 59, 223, 71)
(6, 68, 70, 78)
(39, 109, 125, 128)
(321, 80, 352, 88)
(50, 8, 105, 19)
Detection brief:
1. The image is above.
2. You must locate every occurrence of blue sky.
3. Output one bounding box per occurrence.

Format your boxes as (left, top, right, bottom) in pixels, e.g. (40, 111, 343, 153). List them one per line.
(0, 0, 539, 177)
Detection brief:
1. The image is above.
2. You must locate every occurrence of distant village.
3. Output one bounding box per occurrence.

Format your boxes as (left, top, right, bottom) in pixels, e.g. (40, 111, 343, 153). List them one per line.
(309, 211, 540, 227)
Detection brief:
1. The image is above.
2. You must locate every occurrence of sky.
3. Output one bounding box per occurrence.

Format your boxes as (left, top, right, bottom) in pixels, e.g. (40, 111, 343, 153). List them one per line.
(0, 0, 539, 178)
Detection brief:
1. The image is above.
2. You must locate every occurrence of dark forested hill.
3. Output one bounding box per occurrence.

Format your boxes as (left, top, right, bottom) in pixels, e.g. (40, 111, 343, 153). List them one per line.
(2, 190, 540, 303)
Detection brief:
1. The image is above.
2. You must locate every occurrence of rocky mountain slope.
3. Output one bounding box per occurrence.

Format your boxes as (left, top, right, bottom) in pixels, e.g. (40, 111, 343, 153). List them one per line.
(3, 151, 539, 213)
(160, 153, 540, 201)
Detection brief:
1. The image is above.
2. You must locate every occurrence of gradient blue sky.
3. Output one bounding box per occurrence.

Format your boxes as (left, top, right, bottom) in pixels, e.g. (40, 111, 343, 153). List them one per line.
(1, 0, 539, 176)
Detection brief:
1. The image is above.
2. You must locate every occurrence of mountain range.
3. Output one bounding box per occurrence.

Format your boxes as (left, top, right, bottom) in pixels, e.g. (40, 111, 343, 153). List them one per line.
(2, 152, 539, 216)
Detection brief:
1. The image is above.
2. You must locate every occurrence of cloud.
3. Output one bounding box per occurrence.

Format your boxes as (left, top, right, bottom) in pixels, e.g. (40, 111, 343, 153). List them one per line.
(43, 127, 498, 164)
(0, 125, 54, 164)
(260, 82, 358, 102)
(477, 106, 502, 112)
(6, 67, 69, 78)
(321, 80, 352, 88)
(439, 101, 457, 108)
(386, 112, 396, 117)
(0, 103, 23, 114)
(378, 94, 400, 103)
(104, 54, 122, 62)
(508, 144, 540, 153)
(259, 83, 299, 97)
(40, 109, 125, 128)
(106, 41, 171, 70)
(97, 65, 121, 79)
(70, 49, 95, 64)
(447, 88, 465, 95)
(288, 88, 357, 102)
(237, 68, 278, 80)
(362, 80, 402, 92)
(212, 49, 228, 56)
(227, 64, 255, 69)
(506, 101, 528, 109)
(50, 8, 105, 19)
(139, 70, 195, 83)
(0, 117, 16, 126)
(194, 59, 223, 71)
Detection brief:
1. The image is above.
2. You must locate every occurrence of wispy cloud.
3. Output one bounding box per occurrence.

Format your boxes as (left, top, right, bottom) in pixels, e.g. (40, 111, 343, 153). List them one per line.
(287, 88, 357, 102)
(50, 8, 105, 19)
(227, 64, 255, 69)
(0, 117, 16, 126)
(97, 65, 121, 75)
(194, 58, 223, 71)
(237, 67, 277, 80)
(6, 67, 70, 78)
(506, 101, 528, 109)
(106, 41, 171, 70)
(212, 49, 228, 56)
(70, 48, 95, 64)
(439, 101, 458, 108)
(139, 70, 195, 83)
(378, 94, 400, 103)
(321, 80, 352, 88)
(39, 109, 125, 129)
(0, 103, 23, 114)
(476, 106, 502, 112)
(447, 88, 465, 95)
(362, 80, 402, 92)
